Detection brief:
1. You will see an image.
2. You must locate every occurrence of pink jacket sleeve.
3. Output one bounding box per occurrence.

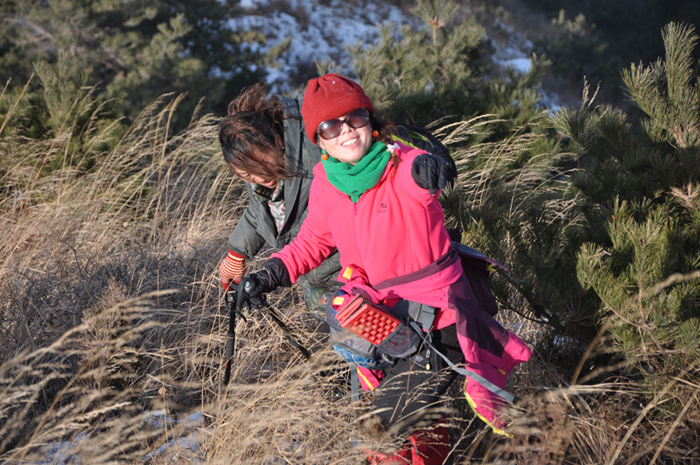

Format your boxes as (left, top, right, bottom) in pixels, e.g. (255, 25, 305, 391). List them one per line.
(271, 173, 337, 283)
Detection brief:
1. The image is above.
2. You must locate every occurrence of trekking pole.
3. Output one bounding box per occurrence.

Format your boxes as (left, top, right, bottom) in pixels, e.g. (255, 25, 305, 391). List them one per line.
(242, 281, 310, 360)
(261, 301, 311, 360)
(223, 285, 246, 386)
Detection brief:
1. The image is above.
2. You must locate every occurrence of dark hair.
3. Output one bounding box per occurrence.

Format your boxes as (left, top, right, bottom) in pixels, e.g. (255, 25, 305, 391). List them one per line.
(370, 113, 397, 146)
(370, 114, 403, 172)
(219, 83, 296, 181)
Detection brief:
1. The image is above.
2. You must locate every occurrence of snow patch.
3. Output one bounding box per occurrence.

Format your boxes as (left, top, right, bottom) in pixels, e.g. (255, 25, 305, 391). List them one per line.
(23, 412, 207, 465)
(226, 0, 560, 110)
(227, 0, 413, 92)
(503, 57, 532, 74)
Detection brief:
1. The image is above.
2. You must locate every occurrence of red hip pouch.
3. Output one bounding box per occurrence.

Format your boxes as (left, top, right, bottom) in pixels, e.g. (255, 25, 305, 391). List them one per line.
(335, 294, 401, 345)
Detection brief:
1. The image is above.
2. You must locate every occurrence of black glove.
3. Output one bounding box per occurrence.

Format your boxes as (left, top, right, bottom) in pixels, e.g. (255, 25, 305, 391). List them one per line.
(237, 258, 291, 310)
(410, 152, 457, 194)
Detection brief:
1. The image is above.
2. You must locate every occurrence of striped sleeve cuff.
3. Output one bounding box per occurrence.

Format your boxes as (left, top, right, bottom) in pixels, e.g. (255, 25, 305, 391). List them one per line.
(220, 250, 246, 285)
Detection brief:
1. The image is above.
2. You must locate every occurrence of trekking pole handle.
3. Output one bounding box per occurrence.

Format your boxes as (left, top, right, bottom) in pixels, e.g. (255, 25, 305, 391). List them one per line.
(226, 288, 236, 305)
(242, 279, 268, 307)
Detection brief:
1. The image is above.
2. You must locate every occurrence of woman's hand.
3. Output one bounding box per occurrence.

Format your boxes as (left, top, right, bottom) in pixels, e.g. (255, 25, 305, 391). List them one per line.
(236, 258, 291, 309)
(237, 270, 275, 309)
(410, 152, 457, 194)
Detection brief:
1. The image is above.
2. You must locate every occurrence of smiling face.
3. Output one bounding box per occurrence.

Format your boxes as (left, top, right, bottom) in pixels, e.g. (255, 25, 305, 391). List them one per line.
(317, 110, 374, 165)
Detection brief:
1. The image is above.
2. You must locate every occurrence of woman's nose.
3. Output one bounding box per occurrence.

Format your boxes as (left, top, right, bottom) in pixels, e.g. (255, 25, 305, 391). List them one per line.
(339, 120, 353, 134)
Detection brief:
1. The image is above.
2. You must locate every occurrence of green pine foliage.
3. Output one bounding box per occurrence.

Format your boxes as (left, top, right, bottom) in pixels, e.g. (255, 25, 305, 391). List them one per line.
(1, 53, 127, 202)
(558, 23, 700, 393)
(346, 0, 551, 135)
(349, 0, 489, 127)
(0, 0, 265, 131)
(522, 0, 700, 105)
(444, 114, 589, 335)
(533, 10, 617, 92)
(623, 24, 700, 152)
(33, 51, 94, 135)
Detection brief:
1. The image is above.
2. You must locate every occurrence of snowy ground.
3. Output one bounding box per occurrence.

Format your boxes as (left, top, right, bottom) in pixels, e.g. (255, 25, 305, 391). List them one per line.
(30, 411, 206, 465)
(233, 0, 417, 92)
(230, 0, 561, 112)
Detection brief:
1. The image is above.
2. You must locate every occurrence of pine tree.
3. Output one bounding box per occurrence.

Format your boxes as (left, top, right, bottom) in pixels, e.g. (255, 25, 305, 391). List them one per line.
(345, 0, 551, 132)
(431, 21, 700, 397)
(0, 0, 265, 131)
(557, 23, 700, 394)
(534, 10, 615, 89)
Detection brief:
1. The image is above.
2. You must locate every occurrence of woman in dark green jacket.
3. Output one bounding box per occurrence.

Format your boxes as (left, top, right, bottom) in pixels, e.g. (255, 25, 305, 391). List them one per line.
(218, 83, 340, 314)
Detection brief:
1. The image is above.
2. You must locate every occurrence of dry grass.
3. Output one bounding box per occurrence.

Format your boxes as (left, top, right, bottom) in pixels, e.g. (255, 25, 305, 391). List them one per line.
(0, 91, 698, 464)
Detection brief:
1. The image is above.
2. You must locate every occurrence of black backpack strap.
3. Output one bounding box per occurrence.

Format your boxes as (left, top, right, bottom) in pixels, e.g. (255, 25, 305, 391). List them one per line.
(420, 303, 437, 335)
(394, 123, 457, 178)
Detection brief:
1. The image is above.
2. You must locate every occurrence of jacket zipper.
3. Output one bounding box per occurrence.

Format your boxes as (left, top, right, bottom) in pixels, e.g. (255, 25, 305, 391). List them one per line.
(352, 199, 366, 274)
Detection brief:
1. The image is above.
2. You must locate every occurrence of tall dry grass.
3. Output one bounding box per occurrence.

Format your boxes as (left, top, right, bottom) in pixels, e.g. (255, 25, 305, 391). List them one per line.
(0, 87, 698, 464)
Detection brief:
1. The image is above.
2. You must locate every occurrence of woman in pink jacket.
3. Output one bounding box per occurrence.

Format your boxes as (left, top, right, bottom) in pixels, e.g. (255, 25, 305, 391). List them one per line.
(237, 74, 531, 464)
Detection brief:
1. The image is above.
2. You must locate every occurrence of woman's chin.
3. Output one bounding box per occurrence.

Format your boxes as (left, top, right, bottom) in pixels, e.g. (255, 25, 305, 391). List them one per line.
(332, 150, 364, 165)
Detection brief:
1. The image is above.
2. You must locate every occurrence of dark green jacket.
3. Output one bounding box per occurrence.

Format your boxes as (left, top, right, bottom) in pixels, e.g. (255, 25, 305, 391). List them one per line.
(228, 96, 340, 283)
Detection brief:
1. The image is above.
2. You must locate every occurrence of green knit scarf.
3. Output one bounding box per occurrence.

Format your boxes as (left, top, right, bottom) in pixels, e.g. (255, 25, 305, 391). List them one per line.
(322, 142, 391, 203)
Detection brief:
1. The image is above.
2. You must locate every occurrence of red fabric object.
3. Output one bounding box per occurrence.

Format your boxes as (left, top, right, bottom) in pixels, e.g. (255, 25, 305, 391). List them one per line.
(356, 366, 384, 391)
(431, 308, 456, 330)
(301, 73, 374, 143)
(366, 419, 450, 465)
(458, 328, 532, 435)
(219, 249, 246, 289)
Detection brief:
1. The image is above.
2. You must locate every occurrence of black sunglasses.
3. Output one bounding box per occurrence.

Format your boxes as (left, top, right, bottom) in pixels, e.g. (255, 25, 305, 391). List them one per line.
(316, 108, 371, 140)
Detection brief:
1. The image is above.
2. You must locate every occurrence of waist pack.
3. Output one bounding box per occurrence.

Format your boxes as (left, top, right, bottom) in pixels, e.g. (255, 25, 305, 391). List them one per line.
(325, 243, 503, 369)
(326, 293, 422, 369)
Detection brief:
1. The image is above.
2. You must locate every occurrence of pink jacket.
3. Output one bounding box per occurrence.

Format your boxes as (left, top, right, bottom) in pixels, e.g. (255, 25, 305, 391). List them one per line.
(273, 141, 531, 435)
(273, 141, 459, 296)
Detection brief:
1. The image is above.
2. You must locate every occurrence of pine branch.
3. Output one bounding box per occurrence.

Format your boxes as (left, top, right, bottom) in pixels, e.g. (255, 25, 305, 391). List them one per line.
(634, 269, 700, 301)
(662, 23, 698, 107)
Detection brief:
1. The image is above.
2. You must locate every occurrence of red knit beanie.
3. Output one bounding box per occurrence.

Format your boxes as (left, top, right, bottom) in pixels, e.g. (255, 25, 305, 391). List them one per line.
(301, 73, 375, 143)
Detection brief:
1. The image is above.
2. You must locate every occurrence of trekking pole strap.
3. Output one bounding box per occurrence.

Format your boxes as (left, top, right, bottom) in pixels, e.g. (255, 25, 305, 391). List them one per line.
(408, 321, 514, 403)
(350, 365, 359, 402)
